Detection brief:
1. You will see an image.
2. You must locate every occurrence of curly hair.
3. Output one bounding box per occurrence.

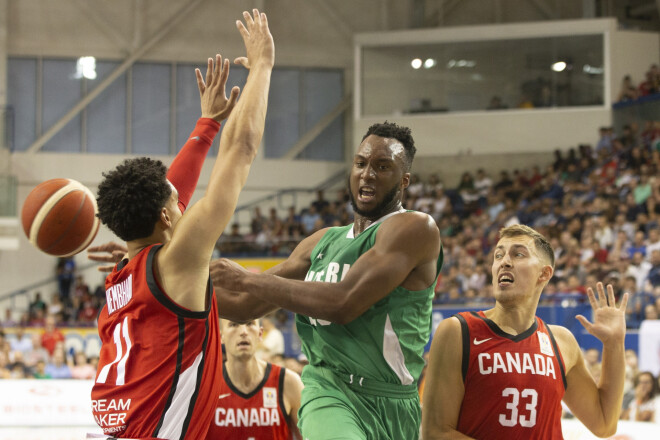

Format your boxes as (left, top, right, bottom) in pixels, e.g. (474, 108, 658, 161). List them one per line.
(362, 121, 416, 171)
(96, 157, 172, 242)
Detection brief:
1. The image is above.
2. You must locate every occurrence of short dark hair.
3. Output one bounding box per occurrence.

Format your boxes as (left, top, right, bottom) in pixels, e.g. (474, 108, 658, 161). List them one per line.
(97, 157, 172, 241)
(499, 224, 555, 267)
(362, 121, 416, 171)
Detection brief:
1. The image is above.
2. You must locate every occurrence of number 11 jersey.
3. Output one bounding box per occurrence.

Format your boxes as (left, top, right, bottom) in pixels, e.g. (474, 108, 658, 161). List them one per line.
(455, 311, 567, 440)
(91, 244, 222, 440)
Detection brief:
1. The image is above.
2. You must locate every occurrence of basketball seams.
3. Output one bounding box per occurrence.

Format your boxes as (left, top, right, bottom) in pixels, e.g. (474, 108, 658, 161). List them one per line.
(28, 179, 100, 256)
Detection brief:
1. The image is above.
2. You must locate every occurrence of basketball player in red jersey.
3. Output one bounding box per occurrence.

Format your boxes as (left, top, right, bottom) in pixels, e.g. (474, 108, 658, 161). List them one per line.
(90, 10, 274, 440)
(206, 319, 303, 440)
(422, 224, 628, 439)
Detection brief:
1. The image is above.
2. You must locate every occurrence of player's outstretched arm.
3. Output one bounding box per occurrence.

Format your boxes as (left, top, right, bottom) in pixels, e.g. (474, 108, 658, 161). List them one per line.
(422, 317, 475, 440)
(212, 212, 440, 324)
(160, 9, 274, 310)
(212, 229, 328, 322)
(283, 368, 304, 439)
(559, 282, 628, 438)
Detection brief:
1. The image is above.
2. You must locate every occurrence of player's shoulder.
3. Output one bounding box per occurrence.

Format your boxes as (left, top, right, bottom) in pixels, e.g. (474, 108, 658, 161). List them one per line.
(380, 210, 439, 238)
(433, 315, 463, 340)
(282, 367, 303, 399)
(547, 324, 581, 364)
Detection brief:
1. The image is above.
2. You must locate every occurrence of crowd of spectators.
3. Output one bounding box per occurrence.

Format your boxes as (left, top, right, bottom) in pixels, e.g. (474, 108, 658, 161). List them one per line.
(616, 64, 660, 102)
(1, 116, 660, 383)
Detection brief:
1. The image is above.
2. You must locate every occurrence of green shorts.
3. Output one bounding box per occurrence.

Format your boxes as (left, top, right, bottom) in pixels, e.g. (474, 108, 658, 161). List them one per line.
(298, 366, 421, 440)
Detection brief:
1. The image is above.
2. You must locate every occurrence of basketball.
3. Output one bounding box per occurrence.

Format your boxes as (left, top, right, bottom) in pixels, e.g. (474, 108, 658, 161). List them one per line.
(21, 178, 100, 257)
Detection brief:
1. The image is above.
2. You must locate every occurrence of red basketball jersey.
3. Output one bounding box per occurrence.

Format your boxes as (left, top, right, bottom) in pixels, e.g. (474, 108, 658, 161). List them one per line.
(206, 362, 294, 440)
(455, 311, 566, 440)
(91, 244, 222, 440)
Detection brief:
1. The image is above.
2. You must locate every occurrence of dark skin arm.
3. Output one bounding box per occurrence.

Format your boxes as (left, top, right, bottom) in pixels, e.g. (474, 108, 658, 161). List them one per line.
(212, 212, 440, 324)
(211, 228, 328, 322)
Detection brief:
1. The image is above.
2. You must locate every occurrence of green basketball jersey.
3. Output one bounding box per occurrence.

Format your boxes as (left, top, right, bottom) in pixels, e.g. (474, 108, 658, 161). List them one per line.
(296, 211, 443, 386)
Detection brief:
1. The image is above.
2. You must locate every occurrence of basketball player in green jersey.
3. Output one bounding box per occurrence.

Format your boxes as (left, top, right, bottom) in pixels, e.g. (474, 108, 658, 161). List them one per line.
(211, 121, 443, 440)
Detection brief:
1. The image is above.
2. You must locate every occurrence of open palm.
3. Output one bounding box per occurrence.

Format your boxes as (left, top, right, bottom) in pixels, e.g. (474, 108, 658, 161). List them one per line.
(576, 282, 628, 345)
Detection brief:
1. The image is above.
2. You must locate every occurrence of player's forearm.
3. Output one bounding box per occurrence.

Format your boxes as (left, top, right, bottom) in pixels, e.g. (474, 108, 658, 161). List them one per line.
(215, 286, 278, 322)
(244, 273, 350, 323)
(216, 65, 272, 160)
(595, 341, 626, 435)
(167, 118, 220, 212)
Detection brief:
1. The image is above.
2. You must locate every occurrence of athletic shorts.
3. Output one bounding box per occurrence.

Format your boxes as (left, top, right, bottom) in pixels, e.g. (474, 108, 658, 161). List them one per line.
(298, 365, 421, 440)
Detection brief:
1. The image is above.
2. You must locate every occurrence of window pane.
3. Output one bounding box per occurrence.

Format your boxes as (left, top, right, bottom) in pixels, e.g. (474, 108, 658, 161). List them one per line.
(42, 59, 82, 152)
(7, 58, 37, 152)
(132, 63, 170, 155)
(264, 69, 300, 159)
(87, 61, 127, 154)
(300, 70, 344, 161)
(361, 35, 604, 115)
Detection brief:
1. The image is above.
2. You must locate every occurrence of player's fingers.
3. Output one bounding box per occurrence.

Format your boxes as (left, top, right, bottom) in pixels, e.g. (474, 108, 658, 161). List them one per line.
(88, 254, 116, 263)
(619, 292, 630, 311)
(236, 20, 249, 41)
(205, 58, 213, 87)
(575, 315, 593, 332)
(226, 86, 240, 107)
(195, 68, 205, 97)
(260, 12, 268, 28)
(252, 8, 260, 24)
(243, 10, 254, 29)
(219, 58, 230, 87)
(212, 54, 222, 86)
(606, 284, 616, 307)
(97, 265, 114, 273)
(585, 286, 598, 310)
(596, 282, 607, 307)
(234, 57, 249, 69)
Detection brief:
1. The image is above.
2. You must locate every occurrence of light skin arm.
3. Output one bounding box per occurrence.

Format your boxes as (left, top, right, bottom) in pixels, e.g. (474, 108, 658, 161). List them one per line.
(559, 282, 628, 438)
(158, 10, 274, 311)
(212, 228, 327, 322)
(422, 317, 475, 440)
(212, 212, 440, 324)
(283, 368, 304, 440)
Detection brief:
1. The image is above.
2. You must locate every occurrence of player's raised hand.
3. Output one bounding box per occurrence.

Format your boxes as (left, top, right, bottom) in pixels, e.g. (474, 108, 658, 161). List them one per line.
(234, 9, 275, 70)
(87, 241, 128, 272)
(576, 282, 628, 345)
(195, 54, 240, 122)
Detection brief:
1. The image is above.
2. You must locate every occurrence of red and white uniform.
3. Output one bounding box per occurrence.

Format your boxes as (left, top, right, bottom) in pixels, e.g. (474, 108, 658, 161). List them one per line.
(206, 363, 294, 440)
(91, 244, 222, 440)
(455, 311, 567, 440)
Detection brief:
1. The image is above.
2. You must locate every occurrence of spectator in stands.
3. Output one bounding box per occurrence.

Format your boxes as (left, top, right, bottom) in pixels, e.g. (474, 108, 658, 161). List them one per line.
(256, 314, 285, 361)
(24, 333, 49, 367)
(311, 190, 330, 215)
(55, 257, 75, 302)
(646, 250, 660, 288)
(32, 360, 50, 379)
(2, 309, 16, 327)
(0, 350, 11, 378)
(9, 325, 33, 357)
(638, 70, 659, 97)
(69, 351, 96, 379)
(47, 293, 64, 322)
(617, 75, 639, 102)
(623, 350, 639, 399)
(644, 304, 658, 321)
(44, 347, 72, 379)
(40, 314, 65, 357)
(407, 174, 425, 198)
(621, 371, 657, 422)
(284, 206, 302, 236)
(626, 252, 652, 292)
(28, 291, 46, 321)
(250, 206, 267, 235)
(218, 223, 245, 255)
(300, 205, 320, 235)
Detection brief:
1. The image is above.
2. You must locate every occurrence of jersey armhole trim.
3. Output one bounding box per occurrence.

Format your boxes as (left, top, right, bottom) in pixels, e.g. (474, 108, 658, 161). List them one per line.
(455, 314, 470, 383)
(146, 244, 212, 319)
(544, 321, 568, 390)
(153, 316, 185, 437)
(278, 366, 292, 424)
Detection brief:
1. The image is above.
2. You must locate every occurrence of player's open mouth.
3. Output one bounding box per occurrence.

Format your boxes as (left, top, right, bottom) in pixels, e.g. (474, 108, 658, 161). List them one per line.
(358, 186, 375, 202)
(237, 341, 250, 348)
(498, 272, 514, 287)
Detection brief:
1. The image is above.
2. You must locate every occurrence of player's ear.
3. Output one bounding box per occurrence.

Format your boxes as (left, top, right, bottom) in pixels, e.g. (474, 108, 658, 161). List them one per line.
(539, 265, 554, 282)
(160, 207, 172, 228)
(401, 172, 411, 189)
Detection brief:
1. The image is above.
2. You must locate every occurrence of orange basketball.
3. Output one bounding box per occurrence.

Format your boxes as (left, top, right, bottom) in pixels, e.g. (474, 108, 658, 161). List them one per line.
(21, 178, 100, 257)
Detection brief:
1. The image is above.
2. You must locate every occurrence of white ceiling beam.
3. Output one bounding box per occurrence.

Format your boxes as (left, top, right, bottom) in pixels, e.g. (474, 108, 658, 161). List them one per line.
(26, 0, 207, 153)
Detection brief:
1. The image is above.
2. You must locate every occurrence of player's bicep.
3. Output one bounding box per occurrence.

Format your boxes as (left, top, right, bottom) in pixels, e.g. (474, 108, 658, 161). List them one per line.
(422, 317, 465, 437)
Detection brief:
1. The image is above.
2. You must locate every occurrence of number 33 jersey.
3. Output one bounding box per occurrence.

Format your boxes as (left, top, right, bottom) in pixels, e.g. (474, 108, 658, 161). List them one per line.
(455, 311, 567, 440)
(91, 244, 222, 440)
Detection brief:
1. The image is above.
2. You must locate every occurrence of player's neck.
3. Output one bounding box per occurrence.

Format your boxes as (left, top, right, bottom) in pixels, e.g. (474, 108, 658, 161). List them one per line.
(353, 205, 405, 235)
(126, 231, 169, 259)
(225, 356, 266, 393)
(485, 302, 538, 335)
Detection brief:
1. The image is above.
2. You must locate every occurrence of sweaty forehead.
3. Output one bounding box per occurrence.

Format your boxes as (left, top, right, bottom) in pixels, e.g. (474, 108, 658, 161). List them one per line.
(357, 135, 406, 162)
(496, 235, 535, 251)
